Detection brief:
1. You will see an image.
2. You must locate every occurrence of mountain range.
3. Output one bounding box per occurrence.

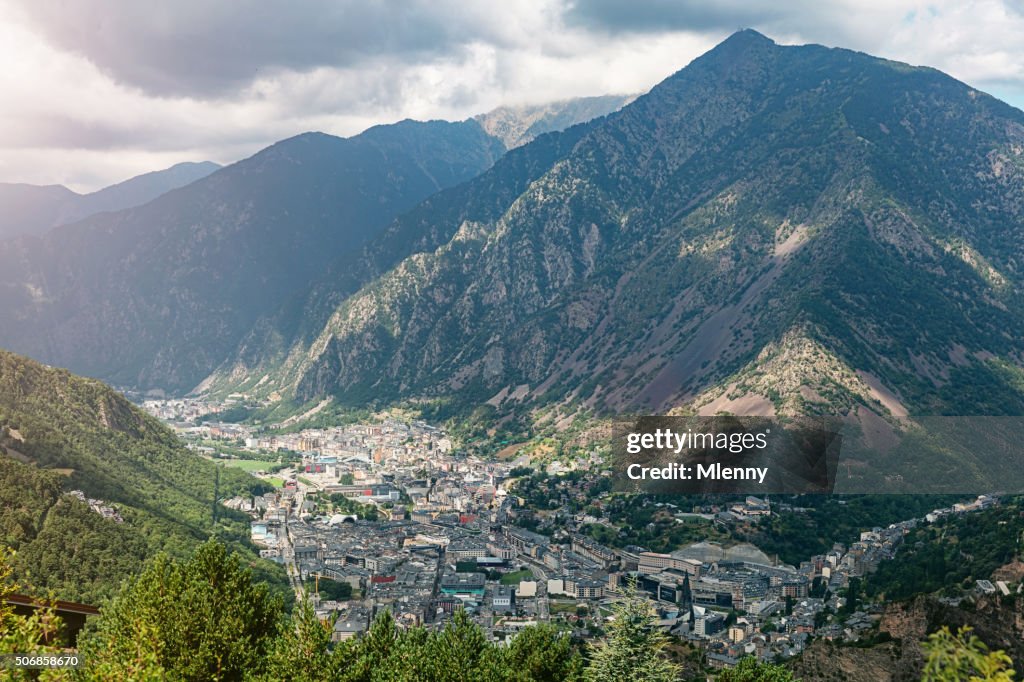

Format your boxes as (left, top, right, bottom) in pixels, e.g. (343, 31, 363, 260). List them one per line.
(0, 100, 629, 396)
(3, 31, 1024, 431)
(0, 121, 507, 392)
(0, 161, 221, 240)
(207, 30, 1024, 429)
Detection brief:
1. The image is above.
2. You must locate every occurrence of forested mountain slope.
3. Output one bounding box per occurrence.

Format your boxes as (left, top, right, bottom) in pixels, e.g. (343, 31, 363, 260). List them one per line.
(0, 349, 273, 603)
(0, 121, 505, 393)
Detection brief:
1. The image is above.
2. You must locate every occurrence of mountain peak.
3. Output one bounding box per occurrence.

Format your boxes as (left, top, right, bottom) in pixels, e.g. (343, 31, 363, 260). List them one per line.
(237, 32, 1024, 422)
(721, 28, 775, 47)
(644, 29, 780, 100)
(700, 28, 778, 64)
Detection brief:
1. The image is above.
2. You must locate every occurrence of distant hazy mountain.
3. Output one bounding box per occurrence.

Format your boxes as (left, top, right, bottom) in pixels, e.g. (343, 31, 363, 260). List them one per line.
(475, 94, 634, 148)
(213, 30, 1024, 425)
(64, 161, 223, 223)
(0, 183, 81, 239)
(0, 161, 221, 239)
(0, 120, 505, 393)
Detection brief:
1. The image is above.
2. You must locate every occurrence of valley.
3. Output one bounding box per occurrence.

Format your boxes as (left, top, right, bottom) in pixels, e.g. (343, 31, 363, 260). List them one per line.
(2, 24, 1024, 681)
(131, 393, 1014, 677)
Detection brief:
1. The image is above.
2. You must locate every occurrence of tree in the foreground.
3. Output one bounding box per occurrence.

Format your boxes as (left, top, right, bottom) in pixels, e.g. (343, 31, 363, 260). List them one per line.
(0, 549, 67, 682)
(343, 608, 509, 682)
(921, 626, 1016, 682)
(264, 599, 341, 682)
(318, 607, 583, 682)
(585, 587, 679, 682)
(503, 623, 584, 682)
(716, 656, 797, 681)
(79, 540, 282, 681)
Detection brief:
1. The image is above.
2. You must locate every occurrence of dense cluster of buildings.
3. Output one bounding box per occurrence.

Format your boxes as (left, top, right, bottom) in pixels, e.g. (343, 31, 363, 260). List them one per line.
(142, 398, 223, 423)
(155, 402, 1003, 670)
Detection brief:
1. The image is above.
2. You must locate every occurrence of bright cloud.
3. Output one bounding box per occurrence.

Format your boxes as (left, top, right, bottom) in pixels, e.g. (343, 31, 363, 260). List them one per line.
(1, 0, 1022, 191)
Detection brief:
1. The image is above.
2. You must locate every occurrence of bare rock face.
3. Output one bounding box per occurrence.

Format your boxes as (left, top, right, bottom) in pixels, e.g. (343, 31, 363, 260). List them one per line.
(791, 640, 907, 682)
(475, 94, 635, 149)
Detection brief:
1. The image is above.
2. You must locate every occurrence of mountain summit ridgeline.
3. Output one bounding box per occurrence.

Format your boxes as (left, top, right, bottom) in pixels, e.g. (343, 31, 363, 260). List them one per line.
(209, 31, 1024, 424)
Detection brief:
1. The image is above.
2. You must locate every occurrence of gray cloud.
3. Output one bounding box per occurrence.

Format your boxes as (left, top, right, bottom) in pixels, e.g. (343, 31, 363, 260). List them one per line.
(2, 0, 1023, 191)
(564, 0, 789, 33)
(13, 0, 514, 97)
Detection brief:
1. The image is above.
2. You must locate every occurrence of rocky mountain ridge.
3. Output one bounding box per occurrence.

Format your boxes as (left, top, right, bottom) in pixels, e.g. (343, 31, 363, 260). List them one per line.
(207, 31, 1024, 428)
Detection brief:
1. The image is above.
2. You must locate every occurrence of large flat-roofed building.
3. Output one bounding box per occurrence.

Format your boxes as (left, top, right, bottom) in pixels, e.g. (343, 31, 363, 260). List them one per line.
(637, 571, 692, 606)
(294, 543, 320, 562)
(492, 586, 516, 611)
(447, 540, 488, 561)
(440, 572, 486, 597)
(692, 577, 737, 609)
(486, 541, 516, 560)
(638, 552, 702, 578)
(693, 606, 727, 637)
(564, 577, 606, 599)
(504, 527, 550, 557)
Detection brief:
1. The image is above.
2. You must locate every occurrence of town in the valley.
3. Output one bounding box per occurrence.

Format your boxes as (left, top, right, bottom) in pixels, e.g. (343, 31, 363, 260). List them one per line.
(142, 398, 1004, 671)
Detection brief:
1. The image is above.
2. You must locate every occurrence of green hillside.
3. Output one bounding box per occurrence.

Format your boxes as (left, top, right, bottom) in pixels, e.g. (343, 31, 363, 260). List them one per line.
(0, 349, 278, 603)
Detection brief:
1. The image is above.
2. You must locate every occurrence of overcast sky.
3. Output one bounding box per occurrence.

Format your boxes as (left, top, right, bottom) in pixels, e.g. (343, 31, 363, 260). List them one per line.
(2, 0, 1024, 192)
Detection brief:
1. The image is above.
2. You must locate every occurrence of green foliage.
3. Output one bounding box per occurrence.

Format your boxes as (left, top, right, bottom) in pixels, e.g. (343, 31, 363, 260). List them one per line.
(0, 549, 67, 682)
(329, 494, 380, 520)
(740, 495, 959, 566)
(843, 578, 861, 615)
(585, 587, 679, 682)
(922, 626, 1016, 681)
(79, 540, 283, 681)
(264, 600, 340, 682)
(0, 456, 62, 548)
(503, 623, 584, 682)
(716, 657, 798, 681)
(865, 501, 1022, 601)
(0, 349, 283, 604)
(14, 497, 149, 604)
(324, 608, 513, 681)
(501, 569, 534, 585)
(306, 576, 352, 601)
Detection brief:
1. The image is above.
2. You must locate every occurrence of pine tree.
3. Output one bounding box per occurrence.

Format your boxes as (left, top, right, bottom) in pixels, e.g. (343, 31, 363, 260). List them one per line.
(264, 600, 339, 681)
(79, 540, 282, 681)
(585, 587, 679, 682)
(342, 609, 399, 682)
(423, 609, 506, 681)
(503, 623, 584, 682)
